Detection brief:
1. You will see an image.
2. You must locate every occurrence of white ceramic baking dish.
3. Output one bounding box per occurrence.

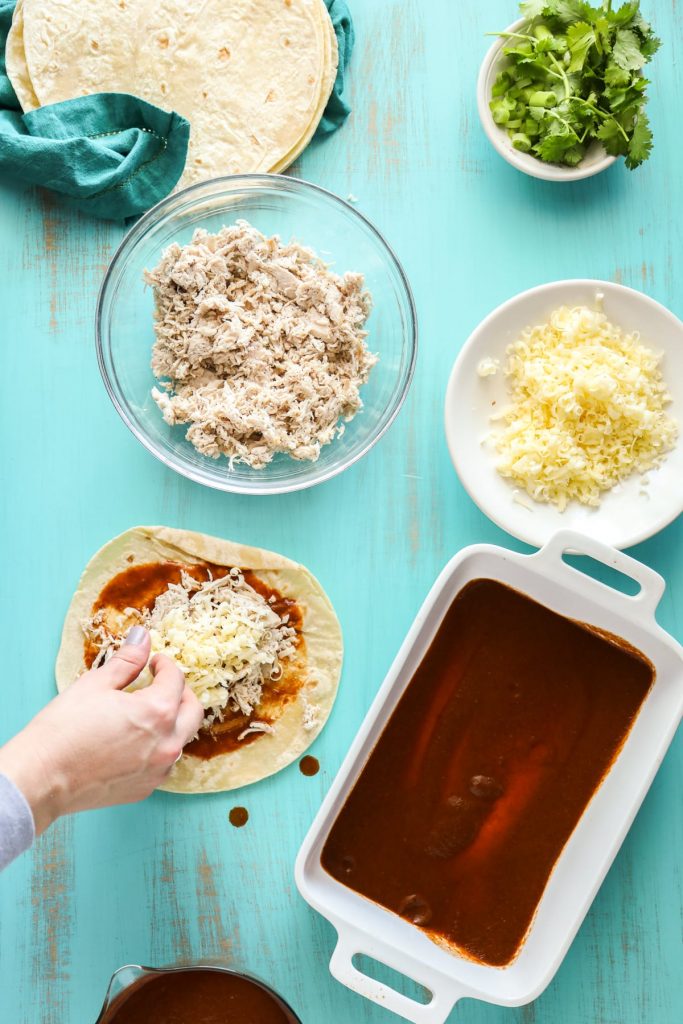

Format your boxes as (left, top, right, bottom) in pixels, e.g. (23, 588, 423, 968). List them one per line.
(295, 531, 683, 1023)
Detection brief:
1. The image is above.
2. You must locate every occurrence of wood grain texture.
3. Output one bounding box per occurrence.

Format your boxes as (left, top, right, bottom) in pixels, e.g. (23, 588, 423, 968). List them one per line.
(0, 1, 682, 1021)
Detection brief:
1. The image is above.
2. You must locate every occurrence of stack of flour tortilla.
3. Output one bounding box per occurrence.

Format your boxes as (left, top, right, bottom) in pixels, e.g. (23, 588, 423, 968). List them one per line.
(6, 0, 339, 186)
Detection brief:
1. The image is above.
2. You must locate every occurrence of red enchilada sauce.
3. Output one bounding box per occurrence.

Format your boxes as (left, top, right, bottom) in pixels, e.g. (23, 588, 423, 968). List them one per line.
(229, 806, 249, 828)
(299, 755, 320, 776)
(98, 968, 299, 1024)
(85, 560, 304, 758)
(321, 579, 654, 967)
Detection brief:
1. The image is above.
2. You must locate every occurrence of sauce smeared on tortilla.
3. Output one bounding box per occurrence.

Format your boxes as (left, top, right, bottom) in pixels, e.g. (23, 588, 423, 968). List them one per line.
(85, 560, 304, 758)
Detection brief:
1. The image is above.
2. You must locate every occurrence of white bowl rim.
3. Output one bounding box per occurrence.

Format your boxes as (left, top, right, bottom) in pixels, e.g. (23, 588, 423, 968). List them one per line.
(96, 172, 418, 496)
(444, 278, 683, 550)
(477, 18, 617, 182)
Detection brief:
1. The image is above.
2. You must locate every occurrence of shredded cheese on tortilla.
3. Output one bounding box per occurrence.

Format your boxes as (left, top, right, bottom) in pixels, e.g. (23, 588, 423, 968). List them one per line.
(85, 570, 296, 729)
(488, 305, 677, 510)
(146, 570, 296, 720)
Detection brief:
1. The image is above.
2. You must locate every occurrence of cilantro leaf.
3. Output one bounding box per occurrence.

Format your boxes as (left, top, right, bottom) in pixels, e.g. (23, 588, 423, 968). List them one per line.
(612, 28, 648, 70)
(594, 16, 611, 49)
(567, 22, 596, 72)
(608, 2, 641, 26)
(640, 34, 661, 59)
(562, 144, 586, 166)
(534, 34, 557, 53)
(626, 110, 653, 168)
(596, 117, 629, 156)
(603, 82, 633, 111)
(536, 130, 576, 162)
(604, 61, 631, 87)
(519, 0, 549, 16)
(632, 11, 652, 34)
(552, 1, 595, 24)
(534, 116, 581, 163)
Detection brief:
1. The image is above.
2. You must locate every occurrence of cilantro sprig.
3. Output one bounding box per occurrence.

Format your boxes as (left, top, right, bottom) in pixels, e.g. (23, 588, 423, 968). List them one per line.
(489, 0, 659, 169)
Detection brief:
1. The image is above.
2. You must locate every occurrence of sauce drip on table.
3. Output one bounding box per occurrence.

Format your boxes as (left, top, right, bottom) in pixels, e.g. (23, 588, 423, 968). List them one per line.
(321, 579, 654, 967)
(98, 968, 299, 1024)
(299, 755, 320, 776)
(86, 559, 304, 758)
(229, 806, 249, 828)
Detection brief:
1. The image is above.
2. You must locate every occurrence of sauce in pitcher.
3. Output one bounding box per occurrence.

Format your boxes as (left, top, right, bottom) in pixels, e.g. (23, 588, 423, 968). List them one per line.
(99, 968, 300, 1024)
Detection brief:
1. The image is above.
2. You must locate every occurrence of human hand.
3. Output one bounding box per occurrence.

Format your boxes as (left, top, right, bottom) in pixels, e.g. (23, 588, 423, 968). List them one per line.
(0, 628, 203, 835)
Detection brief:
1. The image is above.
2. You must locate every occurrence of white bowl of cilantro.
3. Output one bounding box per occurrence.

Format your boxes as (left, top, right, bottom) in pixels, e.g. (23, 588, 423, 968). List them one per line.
(478, 1, 659, 181)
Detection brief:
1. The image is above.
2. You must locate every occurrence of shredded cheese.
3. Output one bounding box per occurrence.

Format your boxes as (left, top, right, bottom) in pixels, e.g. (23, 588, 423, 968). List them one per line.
(85, 570, 296, 731)
(477, 357, 500, 378)
(490, 305, 678, 510)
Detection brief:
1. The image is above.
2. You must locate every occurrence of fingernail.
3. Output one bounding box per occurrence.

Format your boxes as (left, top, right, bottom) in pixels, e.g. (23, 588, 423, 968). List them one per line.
(125, 626, 147, 646)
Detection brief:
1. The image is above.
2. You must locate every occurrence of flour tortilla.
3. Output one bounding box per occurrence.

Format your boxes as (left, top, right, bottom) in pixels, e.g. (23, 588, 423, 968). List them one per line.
(4, 0, 39, 112)
(269, 9, 338, 174)
(9, 0, 336, 185)
(56, 526, 343, 794)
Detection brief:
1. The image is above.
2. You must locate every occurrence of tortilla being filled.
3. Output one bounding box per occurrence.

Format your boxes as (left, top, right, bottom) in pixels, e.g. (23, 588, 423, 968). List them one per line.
(6, 0, 339, 186)
(56, 526, 343, 793)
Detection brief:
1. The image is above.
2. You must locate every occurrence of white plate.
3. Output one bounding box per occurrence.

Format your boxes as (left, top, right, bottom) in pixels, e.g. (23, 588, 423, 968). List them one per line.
(444, 280, 683, 549)
(296, 532, 683, 1023)
(477, 19, 616, 182)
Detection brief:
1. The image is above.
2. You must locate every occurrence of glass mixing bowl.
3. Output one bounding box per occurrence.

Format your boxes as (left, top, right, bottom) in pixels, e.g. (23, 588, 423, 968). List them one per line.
(97, 175, 417, 494)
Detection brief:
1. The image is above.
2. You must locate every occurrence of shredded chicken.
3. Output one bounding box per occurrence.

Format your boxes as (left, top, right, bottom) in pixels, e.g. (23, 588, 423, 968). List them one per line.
(145, 220, 377, 468)
(237, 721, 275, 742)
(83, 609, 123, 669)
(301, 695, 321, 732)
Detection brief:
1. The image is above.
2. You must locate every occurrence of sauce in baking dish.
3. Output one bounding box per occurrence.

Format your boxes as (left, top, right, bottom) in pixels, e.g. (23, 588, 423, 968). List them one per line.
(321, 579, 654, 967)
(98, 968, 300, 1023)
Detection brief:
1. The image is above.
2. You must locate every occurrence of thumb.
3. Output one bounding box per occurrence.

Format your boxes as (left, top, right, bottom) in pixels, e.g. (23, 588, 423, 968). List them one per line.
(98, 626, 151, 690)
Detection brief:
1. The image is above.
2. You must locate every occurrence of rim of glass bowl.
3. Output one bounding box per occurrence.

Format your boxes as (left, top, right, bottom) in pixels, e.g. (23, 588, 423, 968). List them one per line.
(96, 173, 418, 495)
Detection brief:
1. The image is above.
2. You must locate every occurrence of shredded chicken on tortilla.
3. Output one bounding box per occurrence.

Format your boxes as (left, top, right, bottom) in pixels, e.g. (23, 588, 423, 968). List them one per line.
(83, 569, 297, 730)
(145, 220, 377, 468)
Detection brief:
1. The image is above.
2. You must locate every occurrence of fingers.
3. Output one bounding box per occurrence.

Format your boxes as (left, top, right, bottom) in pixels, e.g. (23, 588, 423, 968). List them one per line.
(147, 653, 186, 705)
(131, 653, 188, 737)
(174, 687, 204, 745)
(115, 650, 203, 770)
(97, 627, 151, 690)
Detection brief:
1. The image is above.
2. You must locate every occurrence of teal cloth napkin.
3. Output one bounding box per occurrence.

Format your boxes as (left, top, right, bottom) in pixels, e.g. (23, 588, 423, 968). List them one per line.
(0, 2, 191, 220)
(317, 0, 355, 137)
(0, 0, 354, 220)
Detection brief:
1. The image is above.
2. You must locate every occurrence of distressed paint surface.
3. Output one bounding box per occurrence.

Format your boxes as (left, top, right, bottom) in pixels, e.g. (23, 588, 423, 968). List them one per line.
(0, 1, 682, 1021)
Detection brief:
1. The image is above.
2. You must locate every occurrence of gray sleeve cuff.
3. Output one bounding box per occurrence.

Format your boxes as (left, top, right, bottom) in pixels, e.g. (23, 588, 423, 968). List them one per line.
(0, 773, 35, 871)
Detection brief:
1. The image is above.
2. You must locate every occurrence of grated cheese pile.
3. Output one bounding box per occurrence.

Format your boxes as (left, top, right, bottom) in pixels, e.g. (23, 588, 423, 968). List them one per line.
(146, 220, 377, 469)
(86, 570, 296, 728)
(489, 305, 678, 510)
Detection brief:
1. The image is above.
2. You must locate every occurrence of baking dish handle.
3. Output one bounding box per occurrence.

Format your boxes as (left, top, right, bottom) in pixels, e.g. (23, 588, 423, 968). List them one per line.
(329, 930, 465, 1024)
(534, 530, 665, 618)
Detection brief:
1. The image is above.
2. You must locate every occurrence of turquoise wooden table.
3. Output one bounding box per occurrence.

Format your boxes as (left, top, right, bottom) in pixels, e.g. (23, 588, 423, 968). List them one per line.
(1, 1, 682, 1021)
